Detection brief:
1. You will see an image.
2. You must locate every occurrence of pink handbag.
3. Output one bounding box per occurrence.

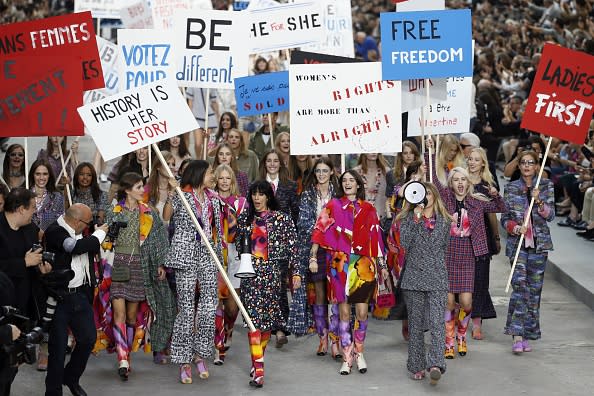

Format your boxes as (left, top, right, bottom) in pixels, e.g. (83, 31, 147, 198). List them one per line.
(376, 272, 395, 309)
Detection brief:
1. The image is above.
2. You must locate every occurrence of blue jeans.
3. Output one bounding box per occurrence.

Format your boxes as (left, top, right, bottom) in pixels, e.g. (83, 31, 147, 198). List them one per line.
(45, 288, 96, 396)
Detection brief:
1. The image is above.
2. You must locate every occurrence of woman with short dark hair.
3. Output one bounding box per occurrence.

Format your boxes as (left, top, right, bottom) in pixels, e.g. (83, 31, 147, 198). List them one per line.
(165, 160, 223, 384)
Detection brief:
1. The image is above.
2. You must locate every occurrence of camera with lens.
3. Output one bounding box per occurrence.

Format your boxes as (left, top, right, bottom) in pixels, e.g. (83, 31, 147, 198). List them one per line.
(0, 306, 43, 366)
(31, 243, 56, 265)
(101, 221, 128, 251)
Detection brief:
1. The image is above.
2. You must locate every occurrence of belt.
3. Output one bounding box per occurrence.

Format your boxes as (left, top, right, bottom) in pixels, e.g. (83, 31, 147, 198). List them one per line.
(67, 284, 89, 294)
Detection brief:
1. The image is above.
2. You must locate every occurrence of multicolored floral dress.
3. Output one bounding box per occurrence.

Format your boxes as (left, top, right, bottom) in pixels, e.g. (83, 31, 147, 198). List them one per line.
(311, 197, 385, 304)
(238, 210, 297, 331)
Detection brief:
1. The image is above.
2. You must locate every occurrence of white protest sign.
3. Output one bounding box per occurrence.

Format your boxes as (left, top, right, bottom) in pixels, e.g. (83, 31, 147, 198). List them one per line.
(300, 0, 354, 58)
(406, 76, 472, 136)
(118, 29, 176, 90)
(78, 78, 199, 161)
(248, 1, 324, 53)
(83, 36, 120, 104)
(75, 0, 122, 19)
(173, 10, 249, 89)
(152, 0, 213, 30)
(396, 0, 445, 11)
(401, 78, 447, 112)
(289, 62, 402, 155)
(120, 0, 154, 29)
(246, 0, 279, 9)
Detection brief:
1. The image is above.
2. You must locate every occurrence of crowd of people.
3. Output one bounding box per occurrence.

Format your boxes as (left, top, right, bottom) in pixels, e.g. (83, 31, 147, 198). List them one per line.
(0, 0, 593, 395)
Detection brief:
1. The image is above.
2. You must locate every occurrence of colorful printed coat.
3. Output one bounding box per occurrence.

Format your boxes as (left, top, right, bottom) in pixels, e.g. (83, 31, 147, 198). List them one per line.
(93, 201, 175, 353)
(500, 176, 555, 256)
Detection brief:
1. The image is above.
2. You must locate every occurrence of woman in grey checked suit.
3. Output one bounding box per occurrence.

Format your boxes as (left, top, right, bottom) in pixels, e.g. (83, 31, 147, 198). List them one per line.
(397, 182, 452, 385)
(165, 160, 223, 384)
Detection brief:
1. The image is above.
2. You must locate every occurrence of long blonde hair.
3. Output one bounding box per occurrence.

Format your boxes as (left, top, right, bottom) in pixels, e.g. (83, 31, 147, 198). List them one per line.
(447, 167, 490, 202)
(396, 182, 453, 222)
(214, 164, 239, 196)
(436, 135, 465, 185)
(147, 150, 173, 205)
(356, 153, 390, 175)
(467, 147, 495, 187)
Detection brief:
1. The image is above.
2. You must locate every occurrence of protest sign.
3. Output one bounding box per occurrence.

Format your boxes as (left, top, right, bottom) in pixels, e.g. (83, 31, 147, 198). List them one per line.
(78, 78, 199, 161)
(83, 36, 120, 105)
(0, 11, 104, 91)
(289, 62, 402, 155)
(406, 76, 472, 136)
(173, 10, 248, 89)
(235, 71, 289, 117)
(290, 51, 446, 112)
(395, 0, 444, 11)
(300, 0, 354, 58)
(120, 0, 154, 29)
(0, 56, 84, 137)
(380, 9, 472, 80)
(521, 44, 594, 144)
(233, 1, 251, 10)
(248, 1, 324, 53)
(75, 0, 121, 19)
(118, 29, 176, 90)
(152, 0, 213, 30)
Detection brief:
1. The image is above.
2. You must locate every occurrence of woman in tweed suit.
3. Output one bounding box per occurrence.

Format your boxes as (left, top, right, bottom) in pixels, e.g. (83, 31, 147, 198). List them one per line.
(165, 160, 223, 384)
(500, 151, 554, 354)
(398, 182, 452, 385)
(427, 138, 506, 358)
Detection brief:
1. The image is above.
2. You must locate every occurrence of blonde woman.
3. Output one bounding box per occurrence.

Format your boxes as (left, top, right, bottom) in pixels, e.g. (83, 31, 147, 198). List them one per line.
(353, 153, 391, 220)
(435, 135, 465, 186)
(396, 182, 452, 384)
(465, 147, 500, 340)
(274, 132, 291, 168)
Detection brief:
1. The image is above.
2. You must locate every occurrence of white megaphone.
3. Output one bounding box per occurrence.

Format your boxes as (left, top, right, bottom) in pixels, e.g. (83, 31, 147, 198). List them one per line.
(235, 233, 256, 279)
(403, 181, 427, 206)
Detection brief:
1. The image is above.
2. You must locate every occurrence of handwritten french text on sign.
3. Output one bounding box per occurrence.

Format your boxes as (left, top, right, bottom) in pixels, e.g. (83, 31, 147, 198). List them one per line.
(380, 9, 472, 80)
(521, 44, 593, 144)
(407, 77, 472, 136)
(118, 29, 176, 91)
(300, 0, 354, 58)
(0, 56, 84, 137)
(120, 0, 154, 29)
(289, 62, 402, 155)
(75, 0, 121, 19)
(174, 10, 249, 89)
(248, 1, 324, 53)
(152, 0, 213, 30)
(83, 36, 121, 105)
(78, 78, 199, 161)
(0, 11, 103, 91)
(235, 71, 289, 117)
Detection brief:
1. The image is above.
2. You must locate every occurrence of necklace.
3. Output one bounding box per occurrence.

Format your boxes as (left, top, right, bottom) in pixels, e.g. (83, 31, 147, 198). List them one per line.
(361, 167, 382, 203)
(9, 171, 23, 177)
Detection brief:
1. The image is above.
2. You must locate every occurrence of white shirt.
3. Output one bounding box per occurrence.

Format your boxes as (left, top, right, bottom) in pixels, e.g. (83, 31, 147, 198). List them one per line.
(57, 216, 106, 288)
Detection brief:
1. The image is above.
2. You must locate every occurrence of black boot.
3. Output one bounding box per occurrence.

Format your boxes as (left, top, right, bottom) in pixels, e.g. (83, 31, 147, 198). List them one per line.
(576, 228, 594, 238)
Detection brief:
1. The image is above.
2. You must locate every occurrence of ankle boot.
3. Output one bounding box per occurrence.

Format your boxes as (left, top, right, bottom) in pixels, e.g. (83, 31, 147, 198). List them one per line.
(444, 310, 455, 359)
(313, 305, 329, 356)
(214, 308, 225, 365)
(114, 323, 129, 380)
(328, 305, 342, 360)
(353, 319, 368, 373)
(457, 308, 471, 356)
(248, 330, 264, 387)
(338, 320, 353, 375)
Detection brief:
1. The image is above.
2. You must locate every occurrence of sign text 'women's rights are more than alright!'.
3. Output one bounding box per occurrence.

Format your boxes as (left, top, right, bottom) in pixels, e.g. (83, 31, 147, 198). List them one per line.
(380, 9, 472, 80)
(77, 78, 198, 161)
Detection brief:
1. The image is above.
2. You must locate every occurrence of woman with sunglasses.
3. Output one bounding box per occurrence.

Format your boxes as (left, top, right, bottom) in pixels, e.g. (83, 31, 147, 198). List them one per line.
(501, 151, 554, 354)
(288, 157, 339, 355)
(3, 144, 26, 189)
(310, 169, 389, 375)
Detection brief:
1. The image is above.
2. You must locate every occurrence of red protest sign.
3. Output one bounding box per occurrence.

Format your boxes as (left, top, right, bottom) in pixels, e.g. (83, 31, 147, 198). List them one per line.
(521, 43, 593, 144)
(0, 56, 84, 137)
(0, 11, 104, 91)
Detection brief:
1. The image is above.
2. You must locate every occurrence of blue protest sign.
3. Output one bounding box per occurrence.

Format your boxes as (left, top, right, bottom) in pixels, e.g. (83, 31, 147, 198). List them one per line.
(235, 71, 289, 117)
(380, 9, 472, 80)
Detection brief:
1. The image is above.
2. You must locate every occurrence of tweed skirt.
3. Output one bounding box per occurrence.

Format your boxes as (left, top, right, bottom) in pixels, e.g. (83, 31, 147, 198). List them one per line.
(445, 236, 475, 293)
(110, 253, 146, 302)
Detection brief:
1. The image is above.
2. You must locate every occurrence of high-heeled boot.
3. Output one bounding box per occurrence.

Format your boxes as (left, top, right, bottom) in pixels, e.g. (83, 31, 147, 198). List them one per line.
(328, 304, 342, 360)
(114, 323, 129, 380)
(313, 305, 329, 356)
(353, 319, 368, 373)
(248, 330, 267, 387)
(444, 310, 455, 359)
(214, 308, 226, 365)
(457, 308, 471, 356)
(338, 320, 353, 375)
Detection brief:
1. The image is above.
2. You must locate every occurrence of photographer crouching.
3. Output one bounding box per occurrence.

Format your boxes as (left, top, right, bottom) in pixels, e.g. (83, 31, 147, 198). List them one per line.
(43, 204, 108, 396)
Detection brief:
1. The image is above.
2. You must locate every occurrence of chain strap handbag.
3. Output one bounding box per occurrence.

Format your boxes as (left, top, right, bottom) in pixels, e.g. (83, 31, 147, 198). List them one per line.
(111, 247, 135, 282)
